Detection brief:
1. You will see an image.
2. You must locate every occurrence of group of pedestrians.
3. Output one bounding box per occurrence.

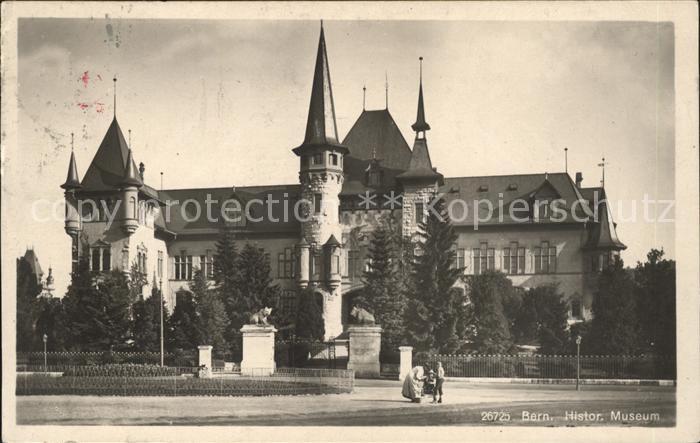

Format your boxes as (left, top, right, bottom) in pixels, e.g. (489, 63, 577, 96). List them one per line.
(401, 361, 445, 404)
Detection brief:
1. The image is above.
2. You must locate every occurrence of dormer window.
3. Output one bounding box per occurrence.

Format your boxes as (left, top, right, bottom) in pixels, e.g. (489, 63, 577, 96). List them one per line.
(368, 169, 383, 187)
(507, 183, 518, 191)
(478, 185, 488, 192)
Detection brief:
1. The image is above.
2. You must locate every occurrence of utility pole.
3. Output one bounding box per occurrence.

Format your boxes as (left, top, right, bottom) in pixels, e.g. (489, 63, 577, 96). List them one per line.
(576, 335, 582, 391)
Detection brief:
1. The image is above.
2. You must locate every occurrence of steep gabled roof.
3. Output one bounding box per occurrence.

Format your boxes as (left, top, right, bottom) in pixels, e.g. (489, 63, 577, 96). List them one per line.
(81, 117, 131, 191)
(342, 109, 411, 170)
(158, 184, 301, 236)
(441, 172, 592, 226)
(21, 249, 44, 279)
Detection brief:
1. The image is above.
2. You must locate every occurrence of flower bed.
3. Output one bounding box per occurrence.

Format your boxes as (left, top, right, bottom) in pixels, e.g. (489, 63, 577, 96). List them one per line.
(16, 373, 352, 396)
(63, 364, 180, 377)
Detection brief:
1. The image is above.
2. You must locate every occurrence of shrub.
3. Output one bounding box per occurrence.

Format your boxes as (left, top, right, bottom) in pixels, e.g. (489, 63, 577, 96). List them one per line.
(63, 364, 178, 377)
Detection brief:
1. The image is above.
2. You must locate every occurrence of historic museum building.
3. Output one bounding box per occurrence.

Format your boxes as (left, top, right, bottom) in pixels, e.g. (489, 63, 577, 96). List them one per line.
(60, 25, 626, 340)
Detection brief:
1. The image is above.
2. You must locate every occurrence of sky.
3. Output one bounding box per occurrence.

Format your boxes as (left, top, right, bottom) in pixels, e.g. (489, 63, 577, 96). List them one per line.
(9, 19, 675, 296)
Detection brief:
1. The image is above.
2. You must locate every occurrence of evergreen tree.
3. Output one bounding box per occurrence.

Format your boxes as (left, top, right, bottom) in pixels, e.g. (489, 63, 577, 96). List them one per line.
(33, 296, 68, 351)
(63, 264, 132, 351)
(166, 290, 200, 352)
(588, 257, 639, 354)
(635, 249, 676, 355)
(234, 243, 281, 327)
(132, 282, 167, 352)
(404, 198, 463, 354)
(190, 268, 227, 352)
(213, 226, 242, 344)
(465, 271, 514, 353)
(16, 258, 42, 351)
(360, 217, 405, 350)
(529, 285, 569, 354)
(295, 288, 324, 340)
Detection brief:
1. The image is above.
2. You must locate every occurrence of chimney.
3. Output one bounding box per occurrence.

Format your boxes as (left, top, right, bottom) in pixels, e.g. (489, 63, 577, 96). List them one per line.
(575, 172, 583, 188)
(139, 162, 145, 181)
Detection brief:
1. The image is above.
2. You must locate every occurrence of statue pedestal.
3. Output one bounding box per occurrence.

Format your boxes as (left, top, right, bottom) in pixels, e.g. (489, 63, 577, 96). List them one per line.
(347, 325, 382, 379)
(198, 345, 213, 379)
(398, 346, 413, 381)
(240, 325, 277, 376)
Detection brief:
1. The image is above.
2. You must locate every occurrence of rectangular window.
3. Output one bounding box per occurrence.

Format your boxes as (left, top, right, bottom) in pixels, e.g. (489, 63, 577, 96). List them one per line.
(347, 250, 360, 279)
(415, 202, 425, 224)
(456, 248, 465, 271)
(535, 242, 557, 274)
(473, 243, 494, 275)
(277, 248, 294, 279)
(329, 153, 338, 166)
(571, 300, 582, 319)
(200, 255, 207, 276)
(278, 290, 297, 315)
(314, 193, 323, 214)
(503, 243, 525, 275)
(312, 251, 321, 279)
(312, 153, 323, 165)
(174, 254, 193, 280)
(102, 248, 111, 271)
(91, 248, 101, 272)
(157, 251, 163, 279)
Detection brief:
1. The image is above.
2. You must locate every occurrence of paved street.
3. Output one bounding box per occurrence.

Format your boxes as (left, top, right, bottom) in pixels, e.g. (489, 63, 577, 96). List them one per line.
(17, 379, 675, 426)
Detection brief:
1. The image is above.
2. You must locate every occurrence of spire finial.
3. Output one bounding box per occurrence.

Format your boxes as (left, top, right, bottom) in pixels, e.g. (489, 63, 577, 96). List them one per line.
(160, 171, 163, 191)
(363, 84, 366, 111)
(128, 129, 131, 148)
(419, 56, 423, 84)
(113, 76, 117, 117)
(564, 147, 568, 173)
(71, 132, 74, 152)
(320, 19, 323, 31)
(411, 56, 430, 136)
(597, 156, 608, 187)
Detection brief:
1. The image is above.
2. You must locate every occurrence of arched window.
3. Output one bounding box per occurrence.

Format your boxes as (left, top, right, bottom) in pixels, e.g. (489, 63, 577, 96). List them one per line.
(91, 248, 101, 271)
(102, 248, 111, 271)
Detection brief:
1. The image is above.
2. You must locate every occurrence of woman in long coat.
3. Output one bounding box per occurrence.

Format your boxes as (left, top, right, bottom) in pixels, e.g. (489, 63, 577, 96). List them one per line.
(401, 366, 425, 402)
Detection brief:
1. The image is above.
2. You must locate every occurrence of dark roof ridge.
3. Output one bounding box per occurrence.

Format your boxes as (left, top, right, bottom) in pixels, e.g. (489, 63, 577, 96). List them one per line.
(161, 183, 299, 193)
(444, 171, 570, 180)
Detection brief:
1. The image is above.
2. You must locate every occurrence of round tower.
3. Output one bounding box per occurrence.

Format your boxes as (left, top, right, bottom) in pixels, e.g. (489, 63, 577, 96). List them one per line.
(119, 149, 143, 234)
(292, 23, 348, 340)
(61, 134, 82, 236)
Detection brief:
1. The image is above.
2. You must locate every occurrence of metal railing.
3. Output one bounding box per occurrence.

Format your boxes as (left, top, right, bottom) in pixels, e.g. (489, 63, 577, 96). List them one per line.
(417, 354, 675, 380)
(16, 366, 354, 396)
(16, 351, 199, 369)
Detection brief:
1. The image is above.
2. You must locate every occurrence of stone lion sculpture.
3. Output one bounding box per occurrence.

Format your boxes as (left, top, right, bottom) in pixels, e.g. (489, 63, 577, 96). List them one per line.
(350, 306, 375, 325)
(249, 307, 273, 325)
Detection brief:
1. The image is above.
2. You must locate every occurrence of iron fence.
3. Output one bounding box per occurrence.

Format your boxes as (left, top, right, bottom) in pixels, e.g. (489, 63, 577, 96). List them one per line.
(16, 351, 199, 369)
(274, 340, 348, 369)
(417, 354, 675, 379)
(16, 367, 354, 396)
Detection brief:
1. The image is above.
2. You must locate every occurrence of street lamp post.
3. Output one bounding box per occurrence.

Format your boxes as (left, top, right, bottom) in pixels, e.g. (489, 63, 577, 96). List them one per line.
(575, 335, 582, 391)
(42, 333, 48, 373)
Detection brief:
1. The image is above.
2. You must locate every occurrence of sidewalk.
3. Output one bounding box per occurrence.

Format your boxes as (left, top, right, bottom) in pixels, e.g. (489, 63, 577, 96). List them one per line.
(16, 379, 675, 426)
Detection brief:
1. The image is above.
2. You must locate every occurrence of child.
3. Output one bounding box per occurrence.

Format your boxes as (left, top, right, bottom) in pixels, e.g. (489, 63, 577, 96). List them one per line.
(424, 369, 436, 399)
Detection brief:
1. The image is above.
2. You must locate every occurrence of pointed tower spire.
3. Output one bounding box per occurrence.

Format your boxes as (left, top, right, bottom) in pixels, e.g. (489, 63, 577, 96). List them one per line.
(411, 57, 430, 135)
(293, 22, 348, 155)
(385, 71, 389, 110)
(61, 132, 82, 190)
(363, 84, 366, 111)
(120, 149, 143, 188)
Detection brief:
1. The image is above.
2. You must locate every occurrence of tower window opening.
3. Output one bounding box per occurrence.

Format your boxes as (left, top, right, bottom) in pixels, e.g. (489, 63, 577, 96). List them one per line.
(329, 153, 338, 166)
